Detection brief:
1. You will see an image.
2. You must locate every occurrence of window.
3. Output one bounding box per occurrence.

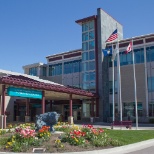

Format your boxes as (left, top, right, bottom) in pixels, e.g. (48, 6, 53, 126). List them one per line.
(89, 41, 95, 50)
(82, 23, 89, 32)
(82, 72, 89, 82)
(49, 63, 62, 76)
(89, 50, 95, 60)
(148, 77, 154, 92)
(82, 62, 89, 71)
(89, 31, 95, 40)
(123, 102, 142, 117)
(146, 46, 154, 62)
(29, 67, 37, 76)
(82, 52, 88, 61)
(82, 32, 88, 42)
(82, 83, 89, 90)
(89, 61, 95, 70)
(82, 102, 90, 117)
(149, 102, 154, 117)
(64, 60, 81, 74)
(119, 52, 132, 66)
(82, 42, 88, 51)
(89, 82, 96, 91)
(89, 21, 94, 30)
(42, 67, 46, 76)
(134, 48, 144, 64)
(89, 72, 95, 81)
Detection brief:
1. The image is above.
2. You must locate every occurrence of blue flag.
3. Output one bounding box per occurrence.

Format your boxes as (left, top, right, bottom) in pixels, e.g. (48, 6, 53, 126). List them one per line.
(102, 48, 112, 56)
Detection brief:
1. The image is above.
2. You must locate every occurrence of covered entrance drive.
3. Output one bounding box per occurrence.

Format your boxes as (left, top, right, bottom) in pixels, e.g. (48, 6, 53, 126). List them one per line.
(0, 72, 97, 129)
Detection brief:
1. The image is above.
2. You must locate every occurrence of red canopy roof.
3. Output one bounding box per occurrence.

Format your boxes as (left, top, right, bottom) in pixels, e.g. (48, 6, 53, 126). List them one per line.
(0, 75, 96, 98)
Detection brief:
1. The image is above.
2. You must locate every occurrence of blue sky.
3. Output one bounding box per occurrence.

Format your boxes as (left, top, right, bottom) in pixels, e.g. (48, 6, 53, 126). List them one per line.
(0, 0, 153, 73)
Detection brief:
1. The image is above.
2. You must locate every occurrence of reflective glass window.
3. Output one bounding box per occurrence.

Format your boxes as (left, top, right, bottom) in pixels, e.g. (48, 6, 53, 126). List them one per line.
(82, 23, 89, 32)
(148, 77, 154, 92)
(89, 21, 94, 30)
(146, 46, 154, 62)
(82, 83, 89, 90)
(89, 41, 95, 50)
(89, 71, 95, 81)
(89, 61, 95, 70)
(82, 42, 88, 51)
(134, 48, 144, 64)
(89, 50, 95, 60)
(42, 67, 46, 76)
(64, 60, 81, 74)
(82, 32, 88, 42)
(49, 64, 62, 76)
(82, 72, 89, 82)
(82, 52, 88, 61)
(89, 31, 94, 40)
(82, 62, 89, 71)
(29, 67, 37, 76)
(89, 82, 96, 91)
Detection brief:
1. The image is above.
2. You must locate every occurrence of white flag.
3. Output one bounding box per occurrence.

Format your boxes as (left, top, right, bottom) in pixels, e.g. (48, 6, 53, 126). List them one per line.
(112, 44, 119, 61)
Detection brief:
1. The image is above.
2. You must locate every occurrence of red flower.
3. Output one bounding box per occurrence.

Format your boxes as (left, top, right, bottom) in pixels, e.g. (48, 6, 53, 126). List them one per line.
(87, 125, 93, 129)
(81, 132, 86, 137)
(99, 128, 104, 133)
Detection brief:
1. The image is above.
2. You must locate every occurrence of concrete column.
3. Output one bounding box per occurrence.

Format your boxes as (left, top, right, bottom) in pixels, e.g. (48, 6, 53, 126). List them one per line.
(42, 91, 45, 114)
(68, 94, 73, 124)
(69, 94, 72, 116)
(2, 85, 6, 128)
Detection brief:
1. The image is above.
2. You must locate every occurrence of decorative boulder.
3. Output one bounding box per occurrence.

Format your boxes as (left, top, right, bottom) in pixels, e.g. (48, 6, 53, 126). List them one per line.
(35, 112, 60, 132)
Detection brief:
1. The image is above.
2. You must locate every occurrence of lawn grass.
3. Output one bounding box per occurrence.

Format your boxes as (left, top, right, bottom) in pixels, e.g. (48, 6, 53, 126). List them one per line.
(105, 129, 154, 145)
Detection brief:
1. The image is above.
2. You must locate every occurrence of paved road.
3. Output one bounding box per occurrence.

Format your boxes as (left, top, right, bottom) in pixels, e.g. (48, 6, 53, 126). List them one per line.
(126, 146, 154, 154)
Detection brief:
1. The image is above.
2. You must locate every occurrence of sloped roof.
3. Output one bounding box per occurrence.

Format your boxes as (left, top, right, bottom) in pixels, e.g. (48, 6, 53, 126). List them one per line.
(0, 74, 96, 98)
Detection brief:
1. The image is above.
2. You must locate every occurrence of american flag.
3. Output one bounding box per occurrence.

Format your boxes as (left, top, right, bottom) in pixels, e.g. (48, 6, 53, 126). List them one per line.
(106, 29, 118, 42)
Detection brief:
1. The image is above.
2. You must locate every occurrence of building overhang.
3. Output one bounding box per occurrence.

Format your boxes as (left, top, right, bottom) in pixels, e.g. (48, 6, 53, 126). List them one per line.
(0, 75, 97, 100)
(75, 15, 97, 25)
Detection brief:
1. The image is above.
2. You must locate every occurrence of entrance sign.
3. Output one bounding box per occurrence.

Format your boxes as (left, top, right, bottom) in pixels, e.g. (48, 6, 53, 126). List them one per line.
(7, 87, 42, 99)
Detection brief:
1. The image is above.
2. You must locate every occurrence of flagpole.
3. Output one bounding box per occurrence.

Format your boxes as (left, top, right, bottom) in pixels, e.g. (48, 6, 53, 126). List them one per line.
(112, 44, 115, 122)
(116, 24, 122, 122)
(132, 40, 138, 129)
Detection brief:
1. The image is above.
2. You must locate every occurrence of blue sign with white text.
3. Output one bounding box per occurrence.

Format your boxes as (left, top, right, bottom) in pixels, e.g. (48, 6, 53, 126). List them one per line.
(7, 87, 42, 99)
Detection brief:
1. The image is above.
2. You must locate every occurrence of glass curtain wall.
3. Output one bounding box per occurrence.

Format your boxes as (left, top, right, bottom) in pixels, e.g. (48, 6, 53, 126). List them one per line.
(82, 20, 96, 92)
(29, 67, 38, 76)
(49, 64, 62, 76)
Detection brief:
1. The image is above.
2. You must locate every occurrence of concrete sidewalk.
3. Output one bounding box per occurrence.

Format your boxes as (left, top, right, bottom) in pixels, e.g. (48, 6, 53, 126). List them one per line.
(76, 122, 154, 130)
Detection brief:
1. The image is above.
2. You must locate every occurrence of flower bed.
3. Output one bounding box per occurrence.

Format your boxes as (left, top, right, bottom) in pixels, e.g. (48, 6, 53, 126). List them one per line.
(0, 122, 122, 153)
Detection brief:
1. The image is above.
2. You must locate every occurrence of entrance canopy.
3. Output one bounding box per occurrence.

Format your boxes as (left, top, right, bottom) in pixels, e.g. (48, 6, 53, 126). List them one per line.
(0, 69, 96, 100)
